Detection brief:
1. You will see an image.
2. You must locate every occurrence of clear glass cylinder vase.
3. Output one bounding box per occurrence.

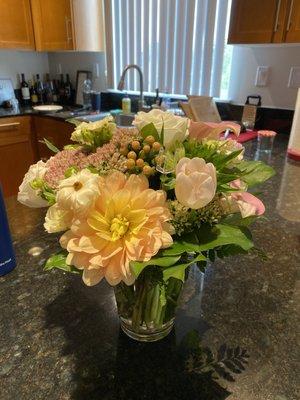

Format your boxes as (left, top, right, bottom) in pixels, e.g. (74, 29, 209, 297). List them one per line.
(114, 269, 184, 342)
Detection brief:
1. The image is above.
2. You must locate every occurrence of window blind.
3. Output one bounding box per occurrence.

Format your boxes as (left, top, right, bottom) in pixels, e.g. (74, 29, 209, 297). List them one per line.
(105, 0, 229, 97)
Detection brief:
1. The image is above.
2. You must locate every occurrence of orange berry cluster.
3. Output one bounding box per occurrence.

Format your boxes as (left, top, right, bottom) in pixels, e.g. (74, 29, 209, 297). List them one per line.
(121, 135, 162, 176)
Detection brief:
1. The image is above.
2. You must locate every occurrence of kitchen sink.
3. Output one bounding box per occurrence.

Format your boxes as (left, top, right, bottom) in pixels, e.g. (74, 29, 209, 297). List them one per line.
(74, 112, 134, 127)
(114, 113, 135, 127)
(75, 112, 110, 122)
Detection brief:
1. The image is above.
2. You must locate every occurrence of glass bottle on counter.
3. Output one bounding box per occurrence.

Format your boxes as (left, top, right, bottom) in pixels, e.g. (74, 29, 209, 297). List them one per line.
(82, 78, 92, 109)
(20, 73, 30, 106)
(45, 73, 54, 104)
(0, 185, 16, 276)
(64, 73, 72, 104)
(52, 80, 58, 103)
(30, 80, 38, 105)
(59, 74, 65, 104)
(35, 74, 44, 104)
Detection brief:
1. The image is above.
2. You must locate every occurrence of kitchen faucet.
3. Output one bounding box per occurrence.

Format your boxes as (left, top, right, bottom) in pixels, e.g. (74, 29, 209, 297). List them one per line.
(117, 64, 147, 111)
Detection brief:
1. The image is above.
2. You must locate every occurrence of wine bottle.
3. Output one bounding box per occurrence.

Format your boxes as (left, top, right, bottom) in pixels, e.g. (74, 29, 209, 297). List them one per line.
(20, 73, 30, 106)
(64, 73, 72, 104)
(35, 74, 44, 104)
(52, 80, 58, 103)
(0, 185, 16, 276)
(59, 74, 65, 104)
(30, 80, 38, 105)
(45, 73, 54, 104)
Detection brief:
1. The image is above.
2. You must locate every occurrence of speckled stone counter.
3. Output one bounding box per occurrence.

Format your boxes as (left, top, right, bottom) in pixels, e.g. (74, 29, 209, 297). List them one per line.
(0, 135, 299, 400)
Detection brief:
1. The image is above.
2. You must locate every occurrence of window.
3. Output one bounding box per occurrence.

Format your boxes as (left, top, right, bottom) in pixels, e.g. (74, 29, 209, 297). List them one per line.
(105, 0, 232, 98)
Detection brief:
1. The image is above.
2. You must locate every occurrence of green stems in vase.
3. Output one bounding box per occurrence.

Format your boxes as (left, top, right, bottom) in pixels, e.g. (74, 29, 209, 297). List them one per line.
(114, 268, 183, 342)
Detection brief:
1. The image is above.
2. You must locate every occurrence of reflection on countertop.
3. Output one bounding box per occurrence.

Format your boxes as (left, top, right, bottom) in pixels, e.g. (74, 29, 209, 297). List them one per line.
(0, 134, 299, 400)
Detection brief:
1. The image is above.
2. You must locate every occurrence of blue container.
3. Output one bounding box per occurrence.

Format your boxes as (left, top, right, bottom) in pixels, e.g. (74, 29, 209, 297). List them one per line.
(0, 186, 16, 276)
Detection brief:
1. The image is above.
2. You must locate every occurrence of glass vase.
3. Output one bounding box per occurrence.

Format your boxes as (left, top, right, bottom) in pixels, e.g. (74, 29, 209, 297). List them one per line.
(114, 269, 184, 342)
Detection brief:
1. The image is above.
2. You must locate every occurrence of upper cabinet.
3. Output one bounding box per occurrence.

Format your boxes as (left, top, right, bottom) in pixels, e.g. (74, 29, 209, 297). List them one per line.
(31, 0, 74, 51)
(0, 0, 35, 50)
(0, 0, 105, 51)
(228, 0, 300, 44)
(284, 0, 300, 42)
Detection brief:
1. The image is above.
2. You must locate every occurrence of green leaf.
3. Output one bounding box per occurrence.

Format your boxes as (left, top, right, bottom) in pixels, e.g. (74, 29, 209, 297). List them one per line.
(197, 223, 253, 252)
(39, 137, 59, 153)
(64, 144, 82, 150)
(64, 166, 79, 178)
(130, 255, 181, 278)
(162, 253, 206, 282)
(215, 149, 244, 170)
(161, 239, 201, 256)
(160, 174, 176, 191)
(239, 160, 275, 187)
(44, 253, 80, 274)
(41, 190, 56, 206)
(140, 122, 160, 141)
(221, 214, 259, 227)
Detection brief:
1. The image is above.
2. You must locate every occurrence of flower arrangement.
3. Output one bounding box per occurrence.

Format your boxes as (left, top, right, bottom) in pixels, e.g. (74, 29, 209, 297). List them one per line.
(18, 110, 274, 341)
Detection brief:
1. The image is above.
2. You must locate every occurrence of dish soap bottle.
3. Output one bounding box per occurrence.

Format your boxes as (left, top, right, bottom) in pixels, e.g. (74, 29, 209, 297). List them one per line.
(0, 186, 16, 276)
(122, 93, 131, 114)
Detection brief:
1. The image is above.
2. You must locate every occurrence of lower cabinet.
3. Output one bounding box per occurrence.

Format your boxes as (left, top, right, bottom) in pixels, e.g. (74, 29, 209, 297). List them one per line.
(32, 116, 74, 161)
(0, 115, 74, 197)
(0, 117, 37, 197)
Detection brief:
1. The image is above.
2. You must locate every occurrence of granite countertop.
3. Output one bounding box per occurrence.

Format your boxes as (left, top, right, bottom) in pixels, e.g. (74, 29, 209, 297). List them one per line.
(0, 105, 84, 122)
(0, 135, 299, 400)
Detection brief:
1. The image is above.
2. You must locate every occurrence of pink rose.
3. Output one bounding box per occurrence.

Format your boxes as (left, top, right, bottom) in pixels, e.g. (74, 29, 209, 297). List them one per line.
(227, 179, 265, 218)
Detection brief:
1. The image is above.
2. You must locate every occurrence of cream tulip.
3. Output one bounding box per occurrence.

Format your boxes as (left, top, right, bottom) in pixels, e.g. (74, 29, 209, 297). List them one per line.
(175, 157, 217, 209)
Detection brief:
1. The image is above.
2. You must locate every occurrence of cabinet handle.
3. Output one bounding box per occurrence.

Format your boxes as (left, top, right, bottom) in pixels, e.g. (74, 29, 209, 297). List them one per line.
(274, 0, 281, 32)
(65, 16, 72, 42)
(287, 0, 294, 31)
(0, 122, 20, 129)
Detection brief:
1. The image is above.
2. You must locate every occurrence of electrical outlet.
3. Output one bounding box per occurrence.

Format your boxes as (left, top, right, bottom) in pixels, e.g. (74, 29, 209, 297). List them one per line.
(288, 67, 300, 88)
(255, 66, 269, 87)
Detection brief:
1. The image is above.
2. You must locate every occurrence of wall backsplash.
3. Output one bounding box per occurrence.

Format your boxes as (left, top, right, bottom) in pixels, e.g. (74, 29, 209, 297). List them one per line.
(0, 50, 49, 88)
(228, 45, 300, 110)
(48, 52, 107, 92)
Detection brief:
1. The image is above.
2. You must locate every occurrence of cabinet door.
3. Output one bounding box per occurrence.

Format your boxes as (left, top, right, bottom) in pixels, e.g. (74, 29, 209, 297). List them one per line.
(228, 0, 279, 44)
(0, 117, 36, 197)
(33, 117, 74, 160)
(31, 0, 74, 51)
(285, 0, 300, 42)
(0, 0, 35, 50)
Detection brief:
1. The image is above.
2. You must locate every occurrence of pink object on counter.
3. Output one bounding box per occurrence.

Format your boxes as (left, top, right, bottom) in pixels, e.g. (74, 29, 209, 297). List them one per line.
(287, 148, 300, 161)
(257, 130, 277, 137)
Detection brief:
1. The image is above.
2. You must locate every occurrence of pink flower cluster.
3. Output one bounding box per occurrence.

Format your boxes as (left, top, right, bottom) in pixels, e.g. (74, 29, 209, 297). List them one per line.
(44, 149, 88, 188)
(43, 127, 139, 189)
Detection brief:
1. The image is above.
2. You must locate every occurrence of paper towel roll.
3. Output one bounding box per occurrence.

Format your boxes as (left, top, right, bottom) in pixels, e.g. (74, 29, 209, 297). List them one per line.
(276, 158, 300, 222)
(288, 89, 300, 160)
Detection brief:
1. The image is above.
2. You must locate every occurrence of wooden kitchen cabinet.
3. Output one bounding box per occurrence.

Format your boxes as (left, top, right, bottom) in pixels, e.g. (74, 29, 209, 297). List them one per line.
(0, 0, 35, 50)
(0, 117, 37, 197)
(33, 116, 74, 160)
(228, 0, 279, 44)
(30, 0, 74, 51)
(284, 0, 300, 42)
(228, 0, 300, 44)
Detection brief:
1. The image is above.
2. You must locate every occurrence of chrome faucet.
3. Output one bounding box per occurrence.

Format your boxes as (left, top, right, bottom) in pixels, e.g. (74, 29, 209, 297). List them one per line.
(117, 64, 147, 111)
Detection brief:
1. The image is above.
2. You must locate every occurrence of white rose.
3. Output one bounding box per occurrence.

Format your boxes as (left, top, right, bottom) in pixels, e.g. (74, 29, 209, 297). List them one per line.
(56, 169, 100, 215)
(44, 204, 73, 233)
(133, 109, 189, 150)
(175, 157, 217, 209)
(17, 161, 48, 208)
